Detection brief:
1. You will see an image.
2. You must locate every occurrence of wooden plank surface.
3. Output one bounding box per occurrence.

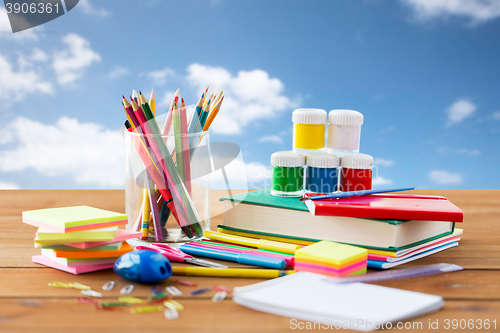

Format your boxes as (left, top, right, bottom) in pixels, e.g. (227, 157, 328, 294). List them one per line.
(0, 189, 499, 332)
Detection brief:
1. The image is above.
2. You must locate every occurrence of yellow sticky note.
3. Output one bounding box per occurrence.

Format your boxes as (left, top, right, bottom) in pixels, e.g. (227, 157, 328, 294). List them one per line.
(295, 241, 367, 267)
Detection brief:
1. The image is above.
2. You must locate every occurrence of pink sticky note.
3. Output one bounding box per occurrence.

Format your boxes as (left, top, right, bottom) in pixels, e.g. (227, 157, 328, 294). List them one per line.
(32, 255, 114, 275)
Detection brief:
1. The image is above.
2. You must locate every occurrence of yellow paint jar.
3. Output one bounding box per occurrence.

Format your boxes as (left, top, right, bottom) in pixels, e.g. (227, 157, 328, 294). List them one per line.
(292, 108, 327, 154)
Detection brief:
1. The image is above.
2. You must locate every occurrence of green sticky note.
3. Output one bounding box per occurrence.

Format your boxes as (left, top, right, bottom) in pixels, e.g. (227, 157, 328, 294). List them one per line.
(22, 206, 127, 233)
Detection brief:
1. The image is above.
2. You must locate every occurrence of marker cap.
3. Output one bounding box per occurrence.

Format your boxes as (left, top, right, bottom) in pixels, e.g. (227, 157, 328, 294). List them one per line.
(271, 151, 305, 168)
(328, 110, 364, 126)
(340, 153, 373, 170)
(306, 153, 340, 168)
(292, 108, 327, 125)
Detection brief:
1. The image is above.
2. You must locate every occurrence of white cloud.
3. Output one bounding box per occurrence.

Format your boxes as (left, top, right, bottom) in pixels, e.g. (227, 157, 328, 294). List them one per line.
(429, 170, 463, 184)
(258, 135, 283, 144)
(159, 90, 175, 109)
(372, 176, 393, 186)
(0, 117, 125, 187)
(210, 158, 271, 190)
(186, 64, 298, 134)
(374, 158, 395, 167)
(53, 33, 101, 85)
(492, 111, 500, 120)
(437, 147, 480, 156)
(0, 53, 53, 105)
(446, 99, 476, 126)
(0, 8, 40, 41)
(106, 66, 129, 79)
(30, 48, 48, 62)
(380, 126, 395, 133)
(400, 0, 500, 25)
(0, 181, 20, 190)
(78, 0, 110, 17)
(245, 162, 272, 181)
(147, 68, 176, 85)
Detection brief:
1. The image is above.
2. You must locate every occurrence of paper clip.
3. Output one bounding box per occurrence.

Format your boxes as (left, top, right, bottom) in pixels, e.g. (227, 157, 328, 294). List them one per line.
(212, 291, 227, 303)
(120, 285, 135, 295)
(189, 287, 211, 296)
(75, 297, 98, 305)
(102, 281, 115, 291)
(94, 304, 123, 312)
(97, 302, 130, 308)
(147, 292, 170, 300)
(130, 305, 163, 314)
(48, 282, 72, 288)
(151, 285, 162, 294)
(118, 297, 144, 304)
(164, 300, 184, 311)
(166, 286, 183, 296)
(68, 282, 91, 290)
(212, 285, 231, 293)
(175, 279, 197, 287)
(164, 308, 179, 320)
(81, 290, 103, 298)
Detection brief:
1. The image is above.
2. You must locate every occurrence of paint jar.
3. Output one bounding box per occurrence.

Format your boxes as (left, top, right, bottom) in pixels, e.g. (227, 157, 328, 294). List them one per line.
(305, 153, 340, 193)
(271, 151, 305, 197)
(292, 108, 327, 155)
(339, 154, 373, 192)
(327, 110, 363, 155)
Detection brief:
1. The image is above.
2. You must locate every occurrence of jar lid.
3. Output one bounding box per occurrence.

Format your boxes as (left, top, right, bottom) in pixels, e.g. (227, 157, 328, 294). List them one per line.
(328, 110, 364, 126)
(306, 153, 340, 168)
(292, 108, 327, 125)
(271, 151, 305, 167)
(340, 153, 373, 169)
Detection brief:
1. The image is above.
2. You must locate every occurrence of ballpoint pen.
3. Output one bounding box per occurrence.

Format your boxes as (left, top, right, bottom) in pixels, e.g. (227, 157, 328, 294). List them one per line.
(135, 244, 228, 268)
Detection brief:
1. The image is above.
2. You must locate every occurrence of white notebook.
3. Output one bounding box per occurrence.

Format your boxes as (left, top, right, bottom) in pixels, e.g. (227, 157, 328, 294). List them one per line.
(233, 272, 443, 332)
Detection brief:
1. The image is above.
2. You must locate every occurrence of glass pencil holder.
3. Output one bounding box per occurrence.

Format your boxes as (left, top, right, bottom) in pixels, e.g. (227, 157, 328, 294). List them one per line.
(124, 129, 211, 244)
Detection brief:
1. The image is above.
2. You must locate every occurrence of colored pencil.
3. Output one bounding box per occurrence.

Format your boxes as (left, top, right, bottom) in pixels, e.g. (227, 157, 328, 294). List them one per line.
(137, 93, 202, 237)
(147, 173, 163, 241)
(162, 88, 180, 135)
(132, 90, 139, 104)
(211, 91, 223, 111)
(203, 96, 224, 131)
(149, 89, 155, 116)
(180, 98, 192, 194)
(172, 102, 184, 181)
(188, 92, 204, 134)
(172, 266, 294, 278)
(141, 178, 150, 240)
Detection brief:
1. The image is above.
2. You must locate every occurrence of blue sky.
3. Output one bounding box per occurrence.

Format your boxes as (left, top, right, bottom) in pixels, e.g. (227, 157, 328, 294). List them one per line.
(0, 0, 499, 190)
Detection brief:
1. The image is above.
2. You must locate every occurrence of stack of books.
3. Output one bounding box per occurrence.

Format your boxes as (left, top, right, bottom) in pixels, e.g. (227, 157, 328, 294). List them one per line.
(218, 189, 463, 269)
(23, 206, 140, 274)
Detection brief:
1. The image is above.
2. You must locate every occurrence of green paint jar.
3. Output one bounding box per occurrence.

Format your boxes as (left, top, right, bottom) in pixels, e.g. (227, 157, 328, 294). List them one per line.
(271, 151, 305, 197)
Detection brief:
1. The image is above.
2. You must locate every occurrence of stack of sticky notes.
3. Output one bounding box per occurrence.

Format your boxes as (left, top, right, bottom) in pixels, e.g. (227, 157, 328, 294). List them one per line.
(294, 241, 368, 277)
(23, 206, 140, 274)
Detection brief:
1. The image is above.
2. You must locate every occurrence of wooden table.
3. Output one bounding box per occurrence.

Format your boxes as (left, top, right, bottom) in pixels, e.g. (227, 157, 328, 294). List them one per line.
(0, 190, 499, 332)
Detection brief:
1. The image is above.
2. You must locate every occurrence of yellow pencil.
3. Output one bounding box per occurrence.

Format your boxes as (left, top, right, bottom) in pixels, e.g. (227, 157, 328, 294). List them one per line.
(203, 96, 224, 131)
(141, 179, 150, 240)
(149, 89, 155, 116)
(172, 267, 295, 278)
(211, 91, 223, 110)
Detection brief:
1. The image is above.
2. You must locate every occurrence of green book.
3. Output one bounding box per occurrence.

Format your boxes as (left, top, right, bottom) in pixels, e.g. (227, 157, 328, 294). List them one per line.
(219, 189, 455, 251)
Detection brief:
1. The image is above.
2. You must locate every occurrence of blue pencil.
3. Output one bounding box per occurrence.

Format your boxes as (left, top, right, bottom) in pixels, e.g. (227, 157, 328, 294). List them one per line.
(303, 187, 415, 201)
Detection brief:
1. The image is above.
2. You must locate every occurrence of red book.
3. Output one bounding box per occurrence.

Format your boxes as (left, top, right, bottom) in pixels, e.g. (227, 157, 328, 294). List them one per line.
(303, 194, 463, 222)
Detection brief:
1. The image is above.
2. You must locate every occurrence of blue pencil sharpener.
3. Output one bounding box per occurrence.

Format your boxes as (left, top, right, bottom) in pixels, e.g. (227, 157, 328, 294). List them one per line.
(114, 249, 172, 284)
